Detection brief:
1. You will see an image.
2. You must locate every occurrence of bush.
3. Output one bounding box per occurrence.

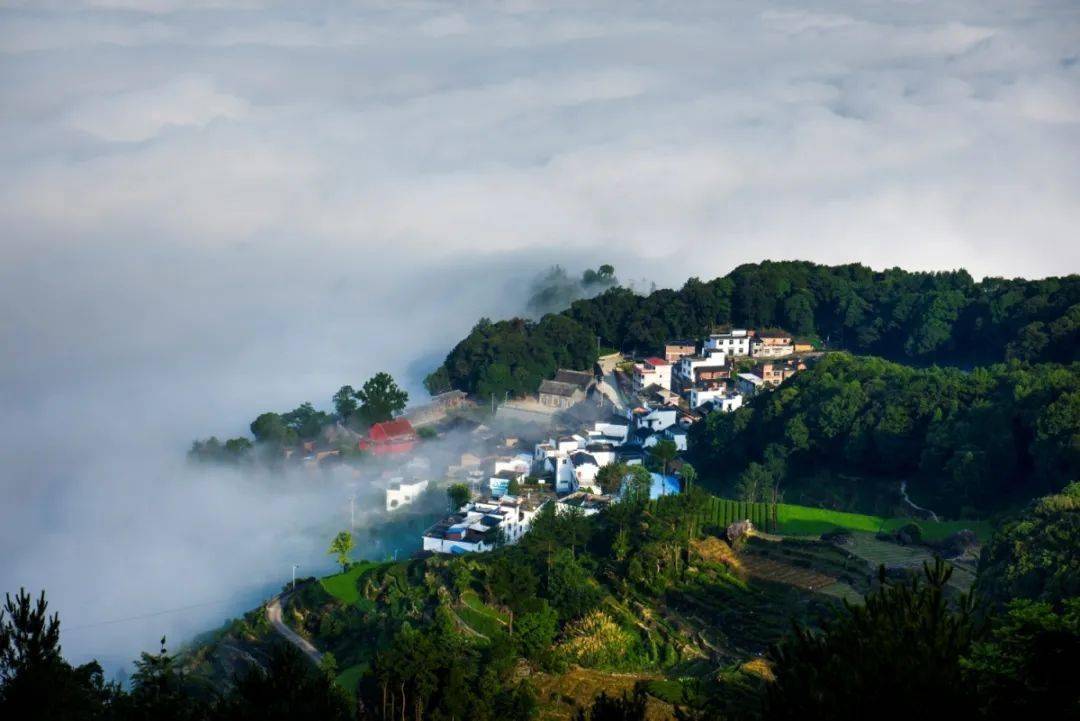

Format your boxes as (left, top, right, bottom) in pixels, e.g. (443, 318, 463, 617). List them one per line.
(896, 522, 923, 545)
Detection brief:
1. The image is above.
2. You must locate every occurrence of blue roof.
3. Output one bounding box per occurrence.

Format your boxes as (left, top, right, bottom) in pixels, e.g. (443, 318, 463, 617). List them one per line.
(649, 473, 681, 499)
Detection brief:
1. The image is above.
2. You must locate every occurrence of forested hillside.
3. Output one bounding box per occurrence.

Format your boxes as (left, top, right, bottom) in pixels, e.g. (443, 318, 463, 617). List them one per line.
(426, 261, 1080, 397)
(688, 354, 1080, 516)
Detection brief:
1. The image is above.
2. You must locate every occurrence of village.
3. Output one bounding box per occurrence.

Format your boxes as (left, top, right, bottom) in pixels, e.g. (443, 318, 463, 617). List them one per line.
(373, 327, 817, 556)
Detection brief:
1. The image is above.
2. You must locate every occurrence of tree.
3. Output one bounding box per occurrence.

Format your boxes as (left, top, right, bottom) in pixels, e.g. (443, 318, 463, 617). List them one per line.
(282, 402, 331, 439)
(250, 412, 296, 446)
(576, 688, 647, 721)
(332, 385, 358, 421)
(976, 481, 1080, 608)
(514, 602, 558, 660)
(961, 598, 1080, 716)
(354, 372, 408, 426)
(648, 439, 679, 479)
(447, 483, 470, 510)
(622, 465, 653, 505)
(218, 644, 351, 721)
(327, 531, 355, 572)
(735, 462, 771, 503)
(0, 589, 119, 721)
(679, 462, 698, 493)
(765, 559, 979, 719)
(596, 462, 628, 495)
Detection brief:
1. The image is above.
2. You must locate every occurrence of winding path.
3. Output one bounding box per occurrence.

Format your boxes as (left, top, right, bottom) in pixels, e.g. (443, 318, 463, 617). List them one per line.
(899, 481, 939, 522)
(266, 593, 323, 665)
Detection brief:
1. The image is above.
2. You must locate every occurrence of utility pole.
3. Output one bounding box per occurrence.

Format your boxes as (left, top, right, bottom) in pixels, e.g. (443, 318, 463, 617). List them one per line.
(350, 493, 356, 533)
(291, 564, 300, 590)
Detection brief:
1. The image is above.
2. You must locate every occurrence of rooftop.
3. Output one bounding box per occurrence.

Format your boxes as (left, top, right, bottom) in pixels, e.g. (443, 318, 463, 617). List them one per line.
(553, 369, 594, 390)
(538, 379, 580, 397)
(557, 492, 614, 511)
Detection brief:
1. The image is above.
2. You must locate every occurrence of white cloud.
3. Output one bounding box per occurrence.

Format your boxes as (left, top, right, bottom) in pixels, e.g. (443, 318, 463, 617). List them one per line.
(66, 75, 249, 142)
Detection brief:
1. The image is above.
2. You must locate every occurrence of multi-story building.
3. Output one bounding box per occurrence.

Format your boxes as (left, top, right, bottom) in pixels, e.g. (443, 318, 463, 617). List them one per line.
(632, 357, 672, 392)
(704, 329, 752, 357)
(673, 350, 727, 390)
(751, 331, 794, 358)
(663, 340, 697, 363)
(688, 386, 743, 411)
(754, 358, 806, 386)
(385, 478, 430, 512)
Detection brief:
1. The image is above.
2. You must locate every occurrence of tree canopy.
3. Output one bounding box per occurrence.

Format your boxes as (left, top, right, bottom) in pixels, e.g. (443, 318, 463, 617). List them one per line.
(427, 261, 1080, 398)
(688, 353, 1080, 515)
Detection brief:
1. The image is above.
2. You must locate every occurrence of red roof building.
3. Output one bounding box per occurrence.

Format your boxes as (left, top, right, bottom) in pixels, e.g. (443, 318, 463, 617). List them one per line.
(359, 419, 418, 456)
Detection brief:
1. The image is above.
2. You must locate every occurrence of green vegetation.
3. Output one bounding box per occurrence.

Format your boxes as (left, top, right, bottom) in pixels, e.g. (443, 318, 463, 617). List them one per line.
(975, 481, 1080, 609)
(428, 261, 1080, 399)
(446, 483, 470, 510)
(191, 371, 410, 460)
(775, 503, 992, 541)
(424, 314, 599, 398)
(326, 531, 355, 573)
(0, 589, 352, 720)
(320, 561, 380, 605)
(8, 482, 1078, 719)
(691, 353, 1080, 515)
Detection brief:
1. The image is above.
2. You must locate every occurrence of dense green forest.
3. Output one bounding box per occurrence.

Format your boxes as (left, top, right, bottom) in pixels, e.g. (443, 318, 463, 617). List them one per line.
(9, 484, 1077, 719)
(426, 261, 1080, 397)
(688, 353, 1080, 516)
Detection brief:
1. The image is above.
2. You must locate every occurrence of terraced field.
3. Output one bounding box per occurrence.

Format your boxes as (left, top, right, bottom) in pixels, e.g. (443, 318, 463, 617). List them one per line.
(843, 533, 977, 591)
(738, 553, 837, 591)
(455, 590, 509, 638)
(531, 668, 671, 721)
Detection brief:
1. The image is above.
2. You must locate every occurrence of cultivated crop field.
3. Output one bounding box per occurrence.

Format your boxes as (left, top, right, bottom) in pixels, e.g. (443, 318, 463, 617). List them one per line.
(775, 504, 993, 542)
(738, 553, 837, 591)
(843, 533, 977, 591)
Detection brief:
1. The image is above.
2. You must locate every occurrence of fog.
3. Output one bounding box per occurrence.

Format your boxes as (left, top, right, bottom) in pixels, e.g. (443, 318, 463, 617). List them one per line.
(2, 0, 1079, 672)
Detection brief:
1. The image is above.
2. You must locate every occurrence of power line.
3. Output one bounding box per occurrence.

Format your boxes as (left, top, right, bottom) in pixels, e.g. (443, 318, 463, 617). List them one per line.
(63, 597, 238, 633)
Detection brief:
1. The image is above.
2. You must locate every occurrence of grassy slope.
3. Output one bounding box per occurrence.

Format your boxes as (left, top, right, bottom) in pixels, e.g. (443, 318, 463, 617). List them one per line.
(775, 503, 993, 542)
(320, 561, 381, 604)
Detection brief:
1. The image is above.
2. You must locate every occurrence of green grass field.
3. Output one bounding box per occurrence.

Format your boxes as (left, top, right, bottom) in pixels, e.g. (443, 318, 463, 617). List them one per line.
(335, 663, 367, 696)
(320, 561, 381, 604)
(775, 504, 993, 542)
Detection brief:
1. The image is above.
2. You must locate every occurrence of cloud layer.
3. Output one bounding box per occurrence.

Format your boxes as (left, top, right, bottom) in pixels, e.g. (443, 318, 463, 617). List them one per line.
(1, 0, 1078, 671)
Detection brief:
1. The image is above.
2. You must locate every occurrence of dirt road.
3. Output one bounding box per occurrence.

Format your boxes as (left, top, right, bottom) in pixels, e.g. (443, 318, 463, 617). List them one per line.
(265, 593, 323, 665)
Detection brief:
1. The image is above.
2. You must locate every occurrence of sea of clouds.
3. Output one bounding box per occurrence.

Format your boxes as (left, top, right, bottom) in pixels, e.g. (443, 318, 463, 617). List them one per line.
(1, 0, 1077, 672)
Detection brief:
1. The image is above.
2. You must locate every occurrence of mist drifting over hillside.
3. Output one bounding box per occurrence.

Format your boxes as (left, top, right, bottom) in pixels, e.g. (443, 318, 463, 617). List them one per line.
(2, 0, 1078, 673)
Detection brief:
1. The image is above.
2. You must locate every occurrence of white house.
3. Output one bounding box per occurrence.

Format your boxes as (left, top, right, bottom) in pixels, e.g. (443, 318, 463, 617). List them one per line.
(736, 373, 765, 397)
(689, 387, 744, 412)
(584, 441, 618, 467)
(643, 425, 688, 452)
(386, 478, 430, 512)
(569, 451, 602, 493)
(698, 392, 744, 414)
(629, 404, 679, 434)
(632, 357, 672, 392)
(493, 453, 532, 476)
(704, 329, 752, 357)
(422, 495, 550, 554)
(588, 420, 630, 445)
(673, 350, 727, 390)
